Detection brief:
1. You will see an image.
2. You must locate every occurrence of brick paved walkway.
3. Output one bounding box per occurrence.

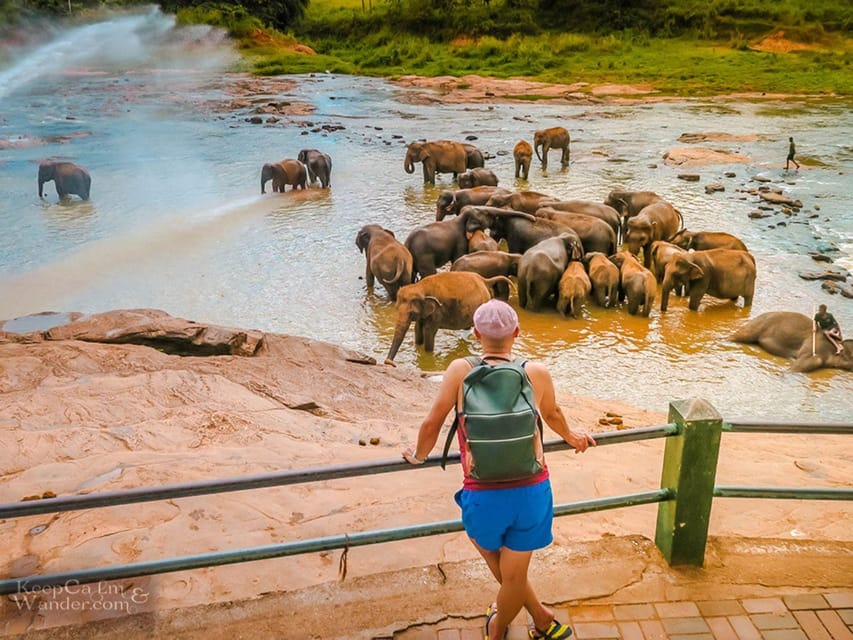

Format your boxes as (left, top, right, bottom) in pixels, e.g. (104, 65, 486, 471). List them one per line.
(394, 592, 853, 640)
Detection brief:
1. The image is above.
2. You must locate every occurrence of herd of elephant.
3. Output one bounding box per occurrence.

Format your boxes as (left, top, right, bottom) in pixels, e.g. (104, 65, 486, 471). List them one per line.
(358, 135, 852, 372)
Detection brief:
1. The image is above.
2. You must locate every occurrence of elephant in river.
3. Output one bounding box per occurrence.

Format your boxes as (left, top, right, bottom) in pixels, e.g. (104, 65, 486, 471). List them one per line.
(534, 126, 570, 169)
(583, 252, 620, 308)
(490, 215, 584, 257)
(557, 261, 591, 319)
(486, 190, 555, 214)
(38, 160, 91, 200)
(404, 140, 467, 185)
(625, 201, 684, 268)
(451, 251, 521, 279)
(648, 240, 687, 283)
(297, 149, 332, 188)
(385, 271, 511, 363)
(467, 229, 498, 252)
(604, 189, 664, 239)
(462, 143, 485, 169)
(458, 168, 499, 189)
(435, 186, 509, 221)
(660, 248, 756, 312)
(731, 311, 853, 372)
(355, 224, 413, 301)
(536, 200, 622, 242)
(261, 159, 306, 193)
(405, 205, 533, 279)
(518, 233, 580, 311)
(670, 229, 748, 252)
(534, 208, 617, 255)
(609, 251, 656, 317)
(514, 140, 533, 179)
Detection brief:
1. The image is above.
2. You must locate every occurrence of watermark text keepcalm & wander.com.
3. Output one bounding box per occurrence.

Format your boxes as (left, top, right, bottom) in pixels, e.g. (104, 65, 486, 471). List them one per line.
(12, 580, 149, 614)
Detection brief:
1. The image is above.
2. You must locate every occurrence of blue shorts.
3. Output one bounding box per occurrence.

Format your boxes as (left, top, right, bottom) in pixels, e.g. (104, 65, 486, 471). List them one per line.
(454, 479, 553, 552)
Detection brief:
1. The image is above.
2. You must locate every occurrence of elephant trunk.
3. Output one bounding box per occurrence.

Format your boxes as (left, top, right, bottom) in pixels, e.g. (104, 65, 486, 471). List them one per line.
(534, 142, 543, 162)
(38, 178, 45, 198)
(660, 278, 674, 312)
(404, 152, 415, 174)
(386, 316, 413, 363)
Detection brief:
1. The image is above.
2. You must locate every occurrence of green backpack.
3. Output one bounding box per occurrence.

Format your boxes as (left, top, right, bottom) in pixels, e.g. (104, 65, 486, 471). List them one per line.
(442, 356, 544, 483)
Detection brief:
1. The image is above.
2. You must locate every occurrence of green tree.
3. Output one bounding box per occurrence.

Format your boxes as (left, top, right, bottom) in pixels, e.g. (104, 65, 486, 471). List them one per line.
(159, 0, 309, 29)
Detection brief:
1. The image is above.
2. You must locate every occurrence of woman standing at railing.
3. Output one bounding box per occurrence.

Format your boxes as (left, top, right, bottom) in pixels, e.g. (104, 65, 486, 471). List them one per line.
(402, 299, 596, 640)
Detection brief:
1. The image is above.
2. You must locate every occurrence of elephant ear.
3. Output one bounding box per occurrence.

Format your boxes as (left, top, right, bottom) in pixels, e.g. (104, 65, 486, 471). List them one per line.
(355, 229, 369, 253)
(383, 228, 396, 238)
(685, 261, 705, 280)
(422, 296, 442, 318)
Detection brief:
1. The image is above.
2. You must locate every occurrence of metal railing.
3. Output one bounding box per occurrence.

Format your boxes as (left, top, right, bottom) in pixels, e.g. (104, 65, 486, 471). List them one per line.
(1, 399, 850, 596)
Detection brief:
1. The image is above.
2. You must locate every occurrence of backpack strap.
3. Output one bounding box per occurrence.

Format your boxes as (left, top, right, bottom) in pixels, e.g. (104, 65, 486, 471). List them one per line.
(440, 356, 482, 470)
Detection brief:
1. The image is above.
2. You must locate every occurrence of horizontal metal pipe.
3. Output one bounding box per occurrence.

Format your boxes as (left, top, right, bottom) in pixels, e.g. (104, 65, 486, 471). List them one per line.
(714, 486, 853, 501)
(723, 422, 853, 435)
(0, 489, 671, 595)
(0, 424, 677, 519)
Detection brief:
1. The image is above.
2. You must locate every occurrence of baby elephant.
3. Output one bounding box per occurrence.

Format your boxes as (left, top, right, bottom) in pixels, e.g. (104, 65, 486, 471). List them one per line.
(38, 160, 91, 200)
(610, 250, 657, 317)
(260, 159, 306, 193)
(467, 229, 499, 253)
(514, 140, 533, 180)
(584, 252, 620, 308)
(458, 168, 499, 189)
(355, 224, 413, 301)
(557, 261, 591, 318)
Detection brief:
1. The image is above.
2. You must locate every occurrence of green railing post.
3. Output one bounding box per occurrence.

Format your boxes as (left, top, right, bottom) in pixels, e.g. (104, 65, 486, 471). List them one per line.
(655, 398, 723, 566)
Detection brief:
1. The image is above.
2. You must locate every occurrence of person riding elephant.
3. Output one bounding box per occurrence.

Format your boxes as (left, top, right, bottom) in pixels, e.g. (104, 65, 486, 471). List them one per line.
(486, 190, 556, 214)
(457, 168, 499, 189)
(514, 140, 533, 180)
(624, 201, 684, 268)
(451, 251, 522, 279)
(660, 248, 756, 312)
(533, 126, 570, 170)
(535, 200, 622, 242)
(261, 159, 306, 193)
(556, 261, 591, 319)
(582, 252, 620, 308)
(608, 251, 657, 317)
(462, 143, 485, 169)
(435, 186, 509, 221)
(297, 149, 332, 188)
(38, 160, 91, 200)
(670, 229, 748, 252)
(404, 140, 468, 185)
(467, 229, 498, 253)
(384, 271, 511, 364)
(731, 311, 853, 372)
(604, 189, 664, 239)
(533, 208, 617, 255)
(405, 205, 534, 279)
(517, 233, 581, 311)
(355, 224, 413, 301)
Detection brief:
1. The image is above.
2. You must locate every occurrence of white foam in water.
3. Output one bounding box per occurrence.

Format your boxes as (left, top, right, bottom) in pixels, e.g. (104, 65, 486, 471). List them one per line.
(0, 6, 235, 99)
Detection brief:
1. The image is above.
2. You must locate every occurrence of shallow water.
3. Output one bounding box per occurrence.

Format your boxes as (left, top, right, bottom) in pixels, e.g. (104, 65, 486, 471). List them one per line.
(1, 10, 851, 420)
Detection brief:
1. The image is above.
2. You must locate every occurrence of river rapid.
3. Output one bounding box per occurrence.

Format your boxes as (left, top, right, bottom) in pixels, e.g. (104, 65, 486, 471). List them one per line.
(1, 9, 851, 420)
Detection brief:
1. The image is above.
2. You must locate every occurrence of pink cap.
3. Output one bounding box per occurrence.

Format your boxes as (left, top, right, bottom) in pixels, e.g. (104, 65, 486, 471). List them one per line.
(473, 299, 518, 339)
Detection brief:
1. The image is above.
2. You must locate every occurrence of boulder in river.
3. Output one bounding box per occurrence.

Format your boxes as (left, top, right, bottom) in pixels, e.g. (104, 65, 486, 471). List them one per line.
(0, 309, 266, 357)
(662, 147, 750, 167)
(760, 191, 803, 208)
(798, 268, 850, 283)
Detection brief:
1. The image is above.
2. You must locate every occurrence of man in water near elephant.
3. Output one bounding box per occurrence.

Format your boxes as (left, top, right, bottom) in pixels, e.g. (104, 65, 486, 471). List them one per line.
(814, 304, 843, 354)
(786, 136, 800, 170)
(402, 299, 595, 640)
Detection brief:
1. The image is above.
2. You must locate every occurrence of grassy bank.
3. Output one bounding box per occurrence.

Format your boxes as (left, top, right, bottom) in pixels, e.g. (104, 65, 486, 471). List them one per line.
(181, 0, 853, 96)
